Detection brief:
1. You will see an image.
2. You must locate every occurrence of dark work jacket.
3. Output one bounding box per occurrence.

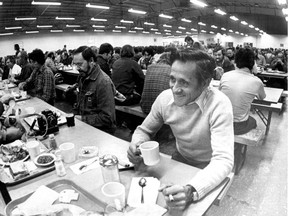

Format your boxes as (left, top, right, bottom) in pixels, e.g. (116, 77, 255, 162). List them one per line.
(217, 56, 235, 72)
(96, 55, 111, 77)
(76, 64, 116, 134)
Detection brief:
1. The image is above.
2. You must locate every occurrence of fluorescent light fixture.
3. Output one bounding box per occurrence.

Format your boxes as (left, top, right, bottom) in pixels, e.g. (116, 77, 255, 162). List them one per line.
(190, 0, 207, 7)
(176, 31, 182, 33)
(142, 31, 149, 34)
(94, 29, 104, 32)
(209, 31, 215, 34)
(229, 29, 233, 32)
(0, 2, 2, 5)
(165, 32, 171, 35)
(221, 27, 226, 30)
(128, 8, 146, 14)
(155, 32, 161, 34)
(31, 1, 61, 6)
(5, 26, 22, 30)
(178, 26, 186, 29)
(230, 16, 239, 21)
(73, 29, 85, 32)
(15, 17, 36, 21)
(255, 27, 259, 31)
(56, 16, 75, 20)
(134, 27, 143, 30)
(120, 19, 133, 24)
(26, 31, 39, 34)
(92, 25, 105, 28)
(201, 30, 206, 33)
(0, 33, 13, 36)
(144, 22, 155, 26)
(282, 8, 288, 15)
(150, 28, 158, 31)
(113, 30, 121, 33)
(50, 30, 63, 32)
(128, 30, 136, 33)
(249, 24, 254, 28)
(115, 26, 126, 29)
(159, 13, 173, 19)
(91, 18, 107, 22)
(66, 25, 80, 27)
(286, 16, 288, 21)
(191, 28, 197, 31)
(240, 33, 244, 35)
(164, 29, 171, 32)
(163, 24, 172, 28)
(241, 21, 248, 25)
(235, 31, 239, 34)
(278, 0, 286, 5)
(198, 22, 206, 26)
(37, 25, 52, 28)
(86, 3, 109, 10)
(214, 9, 226, 15)
(186, 32, 192, 34)
(211, 25, 217, 29)
(181, 18, 191, 23)
(245, 34, 248, 36)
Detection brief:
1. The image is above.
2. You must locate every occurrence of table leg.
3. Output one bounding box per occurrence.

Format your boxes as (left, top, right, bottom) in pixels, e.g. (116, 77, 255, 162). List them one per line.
(265, 111, 273, 135)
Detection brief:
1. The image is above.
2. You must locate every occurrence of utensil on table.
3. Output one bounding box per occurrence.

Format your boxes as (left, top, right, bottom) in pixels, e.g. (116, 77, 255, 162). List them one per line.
(79, 158, 98, 171)
(138, 177, 147, 203)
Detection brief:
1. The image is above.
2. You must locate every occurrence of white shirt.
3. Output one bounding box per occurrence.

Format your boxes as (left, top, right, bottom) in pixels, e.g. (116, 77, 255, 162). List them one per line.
(9, 64, 22, 76)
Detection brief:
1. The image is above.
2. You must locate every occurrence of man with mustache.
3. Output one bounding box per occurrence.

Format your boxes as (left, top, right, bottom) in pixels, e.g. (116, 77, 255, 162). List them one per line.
(72, 46, 116, 134)
(128, 50, 234, 210)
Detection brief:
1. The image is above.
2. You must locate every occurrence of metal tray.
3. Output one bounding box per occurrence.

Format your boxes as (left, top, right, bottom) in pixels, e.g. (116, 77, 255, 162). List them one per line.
(5, 179, 106, 215)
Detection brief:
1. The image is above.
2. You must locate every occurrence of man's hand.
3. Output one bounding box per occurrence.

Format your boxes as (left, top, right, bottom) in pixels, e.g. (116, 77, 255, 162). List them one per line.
(159, 184, 194, 211)
(18, 82, 25, 90)
(127, 141, 143, 164)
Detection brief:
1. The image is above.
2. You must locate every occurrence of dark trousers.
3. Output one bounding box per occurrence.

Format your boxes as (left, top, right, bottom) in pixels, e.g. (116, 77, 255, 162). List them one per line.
(234, 116, 257, 135)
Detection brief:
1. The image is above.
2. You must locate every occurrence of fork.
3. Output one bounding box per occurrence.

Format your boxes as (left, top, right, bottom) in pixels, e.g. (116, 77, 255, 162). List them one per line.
(79, 158, 98, 170)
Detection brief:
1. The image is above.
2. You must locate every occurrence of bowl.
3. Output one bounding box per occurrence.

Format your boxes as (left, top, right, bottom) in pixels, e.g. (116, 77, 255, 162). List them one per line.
(34, 153, 56, 167)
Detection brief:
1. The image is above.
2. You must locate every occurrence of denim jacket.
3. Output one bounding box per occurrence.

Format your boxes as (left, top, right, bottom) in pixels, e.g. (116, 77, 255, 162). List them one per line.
(76, 64, 116, 134)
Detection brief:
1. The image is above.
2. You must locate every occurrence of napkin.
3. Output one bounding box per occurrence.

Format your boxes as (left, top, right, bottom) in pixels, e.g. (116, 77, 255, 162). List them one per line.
(70, 157, 100, 175)
(127, 177, 160, 208)
(17, 185, 59, 215)
(126, 204, 167, 216)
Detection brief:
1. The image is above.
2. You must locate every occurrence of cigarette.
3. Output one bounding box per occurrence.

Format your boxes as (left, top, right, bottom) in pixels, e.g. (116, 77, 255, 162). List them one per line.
(169, 194, 174, 202)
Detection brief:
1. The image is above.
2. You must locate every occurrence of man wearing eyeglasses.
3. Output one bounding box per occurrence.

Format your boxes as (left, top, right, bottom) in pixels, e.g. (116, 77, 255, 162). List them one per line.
(72, 46, 116, 134)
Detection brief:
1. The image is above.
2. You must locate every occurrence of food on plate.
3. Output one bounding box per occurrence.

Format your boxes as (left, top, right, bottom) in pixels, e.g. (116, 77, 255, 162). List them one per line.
(9, 161, 29, 180)
(0, 141, 29, 163)
(37, 155, 54, 164)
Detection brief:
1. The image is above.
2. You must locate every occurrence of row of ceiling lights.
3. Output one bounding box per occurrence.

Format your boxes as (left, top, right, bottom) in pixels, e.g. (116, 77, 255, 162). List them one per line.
(0, 0, 265, 37)
(278, 0, 288, 21)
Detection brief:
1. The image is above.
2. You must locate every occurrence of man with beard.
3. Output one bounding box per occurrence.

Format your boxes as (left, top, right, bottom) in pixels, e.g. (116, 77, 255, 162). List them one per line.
(213, 46, 235, 80)
(72, 46, 116, 134)
(128, 50, 234, 210)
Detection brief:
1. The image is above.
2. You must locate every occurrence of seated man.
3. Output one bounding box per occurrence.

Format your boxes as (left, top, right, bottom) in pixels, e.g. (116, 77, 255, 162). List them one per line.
(73, 46, 116, 134)
(13, 51, 33, 84)
(96, 43, 114, 77)
(6, 56, 22, 81)
(128, 50, 234, 210)
(220, 47, 266, 135)
(19, 49, 56, 105)
(213, 46, 235, 80)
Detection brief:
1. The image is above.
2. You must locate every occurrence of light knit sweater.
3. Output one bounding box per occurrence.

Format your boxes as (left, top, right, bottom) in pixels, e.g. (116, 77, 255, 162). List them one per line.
(132, 87, 234, 199)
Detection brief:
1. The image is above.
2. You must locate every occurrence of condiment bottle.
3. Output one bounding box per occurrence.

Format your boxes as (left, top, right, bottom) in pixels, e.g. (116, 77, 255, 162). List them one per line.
(99, 154, 120, 183)
(54, 154, 66, 177)
(48, 134, 57, 150)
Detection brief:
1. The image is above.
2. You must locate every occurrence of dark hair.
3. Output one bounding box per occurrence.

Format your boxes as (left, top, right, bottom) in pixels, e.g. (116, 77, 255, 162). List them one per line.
(74, 46, 96, 62)
(114, 47, 121, 54)
(98, 43, 114, 55)
(184, 36, 194, 44)
(14, 44, 20, 51)
(173, 49, 216, 86)
(47, 52, 54, 58)
(142, 46, 154, 56)
(7, 56, 16, 64)
(29, 49, 45, 65)
(120, 45, 135, 58)
(214, 46, 225, 55)
(235, 47, 255, 70)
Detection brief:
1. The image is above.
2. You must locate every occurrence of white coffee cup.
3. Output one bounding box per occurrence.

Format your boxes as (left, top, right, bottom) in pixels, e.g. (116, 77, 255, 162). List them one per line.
(139, 141, 160, 166)
(102, 182, 126, 210)
(26, 140, 40, 160)
(58, 142, 76, 163)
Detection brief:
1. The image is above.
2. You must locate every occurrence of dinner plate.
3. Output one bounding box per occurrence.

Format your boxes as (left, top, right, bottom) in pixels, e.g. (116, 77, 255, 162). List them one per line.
(33, 153, 56, 167)
(0, 140, 30, 166)
(78, 146, 99, 158)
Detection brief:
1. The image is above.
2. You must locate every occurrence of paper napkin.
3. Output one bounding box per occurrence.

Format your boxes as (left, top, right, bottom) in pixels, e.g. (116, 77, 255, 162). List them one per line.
(17, 185, 59, 215)
(127, 177, 160, 208)
(126, 204, 167, 216)
(69, 157, 100, 175)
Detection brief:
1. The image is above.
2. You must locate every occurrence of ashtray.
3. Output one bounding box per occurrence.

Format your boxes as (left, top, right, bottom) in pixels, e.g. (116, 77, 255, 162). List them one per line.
(78, 146, 99, 158)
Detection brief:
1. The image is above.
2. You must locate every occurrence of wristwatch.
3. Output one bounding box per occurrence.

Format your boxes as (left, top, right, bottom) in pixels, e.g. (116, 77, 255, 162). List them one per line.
(185, 184, 198, 203)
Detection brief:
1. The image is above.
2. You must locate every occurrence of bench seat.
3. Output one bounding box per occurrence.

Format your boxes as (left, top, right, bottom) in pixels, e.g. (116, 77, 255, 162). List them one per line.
(55, 83, 71, 91)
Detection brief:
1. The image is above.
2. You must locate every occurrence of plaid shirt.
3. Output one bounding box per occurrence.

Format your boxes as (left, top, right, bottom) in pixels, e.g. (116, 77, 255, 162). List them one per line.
(24, 65, 56, 104)
(140, 64, 171, 114)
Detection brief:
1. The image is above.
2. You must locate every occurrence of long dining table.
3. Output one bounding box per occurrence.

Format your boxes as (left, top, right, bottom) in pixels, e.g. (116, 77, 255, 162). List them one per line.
(2, 96, 231, 216)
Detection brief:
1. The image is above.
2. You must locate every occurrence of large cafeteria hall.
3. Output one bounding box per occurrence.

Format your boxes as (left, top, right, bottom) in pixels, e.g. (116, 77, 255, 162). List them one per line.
(0, 0, 287, 215)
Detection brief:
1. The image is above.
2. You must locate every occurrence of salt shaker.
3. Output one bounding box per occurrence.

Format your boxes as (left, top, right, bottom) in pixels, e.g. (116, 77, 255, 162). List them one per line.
(48, 134, 57, 150)
(99, 154, 120, 183)
(55, 154, 66, 177)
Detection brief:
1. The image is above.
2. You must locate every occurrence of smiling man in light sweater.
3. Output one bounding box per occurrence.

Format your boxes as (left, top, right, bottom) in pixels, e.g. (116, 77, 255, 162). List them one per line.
(127, 50, 234, 210)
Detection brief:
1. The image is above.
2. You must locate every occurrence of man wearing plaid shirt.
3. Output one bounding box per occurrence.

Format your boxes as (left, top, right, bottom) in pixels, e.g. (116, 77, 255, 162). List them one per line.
(19, 49, 56, 105)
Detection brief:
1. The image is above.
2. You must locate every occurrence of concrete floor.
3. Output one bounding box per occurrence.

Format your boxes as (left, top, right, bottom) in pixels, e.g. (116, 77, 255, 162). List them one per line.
(1, 98, 287, 215)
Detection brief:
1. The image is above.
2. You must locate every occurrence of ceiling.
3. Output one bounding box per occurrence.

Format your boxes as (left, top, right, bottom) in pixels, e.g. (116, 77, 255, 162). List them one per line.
(0, 0, 287, 37)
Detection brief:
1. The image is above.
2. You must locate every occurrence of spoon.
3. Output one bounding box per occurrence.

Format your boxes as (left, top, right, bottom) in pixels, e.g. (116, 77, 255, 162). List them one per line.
(79, 158, 98, 171)
(139, 177, 147, 203)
